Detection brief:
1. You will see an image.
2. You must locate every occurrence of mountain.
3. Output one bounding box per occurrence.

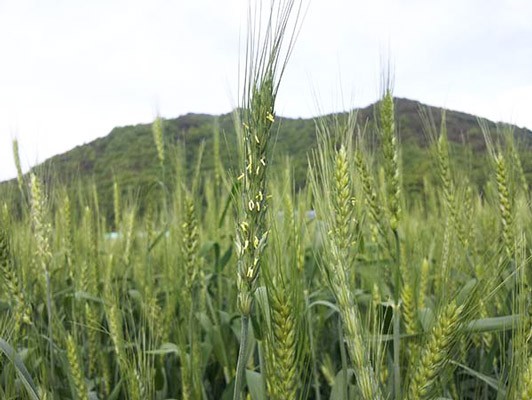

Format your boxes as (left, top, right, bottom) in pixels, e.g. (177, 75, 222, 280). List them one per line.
(1, 98, 531, 220)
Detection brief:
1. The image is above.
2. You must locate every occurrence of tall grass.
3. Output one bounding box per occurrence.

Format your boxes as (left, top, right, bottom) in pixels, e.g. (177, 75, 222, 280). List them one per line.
(0, 1, 530, 399)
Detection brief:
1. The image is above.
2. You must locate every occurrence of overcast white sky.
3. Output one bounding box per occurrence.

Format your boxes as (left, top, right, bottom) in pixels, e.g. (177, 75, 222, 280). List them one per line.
(1, 0, 531, 182)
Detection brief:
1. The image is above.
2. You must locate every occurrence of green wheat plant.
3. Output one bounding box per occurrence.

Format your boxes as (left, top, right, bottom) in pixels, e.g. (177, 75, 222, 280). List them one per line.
(233, 1, 303, 398)
(0, 1, 530, 399)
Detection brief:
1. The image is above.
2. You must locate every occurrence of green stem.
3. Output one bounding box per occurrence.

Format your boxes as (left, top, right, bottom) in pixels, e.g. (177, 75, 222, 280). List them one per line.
(393, 228, 401, 302)
(234, 314, 250, 400)
(392, 228, 401, 399)
(339, 318, 348, 400)
(46, 270, 54, 383)
(305, 290, 322, 400)
(188, 298, 196, 398)
(393, 302, 401, 400)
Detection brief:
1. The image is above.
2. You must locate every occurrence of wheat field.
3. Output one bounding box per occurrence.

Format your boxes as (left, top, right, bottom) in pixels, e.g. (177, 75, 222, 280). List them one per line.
(0, 1, 531, 399)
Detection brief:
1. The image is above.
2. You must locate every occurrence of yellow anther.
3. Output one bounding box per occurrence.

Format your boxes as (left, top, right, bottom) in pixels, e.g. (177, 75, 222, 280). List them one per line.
(266, 112, 275, 123)
(247, 267, 254, 279)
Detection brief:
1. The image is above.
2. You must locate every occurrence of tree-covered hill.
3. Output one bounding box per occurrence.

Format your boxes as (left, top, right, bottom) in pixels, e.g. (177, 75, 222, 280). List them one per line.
(2, 97, 531, 222)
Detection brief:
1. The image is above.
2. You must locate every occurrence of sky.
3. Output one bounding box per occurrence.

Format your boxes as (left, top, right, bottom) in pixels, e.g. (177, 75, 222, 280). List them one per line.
(1, 0, 531, 182)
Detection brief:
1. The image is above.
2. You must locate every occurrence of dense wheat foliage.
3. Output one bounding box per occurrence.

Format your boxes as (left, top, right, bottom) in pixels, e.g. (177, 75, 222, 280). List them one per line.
(1, 2, 531, 399)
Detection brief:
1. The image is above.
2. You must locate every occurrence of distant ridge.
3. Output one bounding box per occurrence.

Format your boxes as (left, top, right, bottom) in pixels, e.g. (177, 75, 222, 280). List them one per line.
(1, 98, 531, 218)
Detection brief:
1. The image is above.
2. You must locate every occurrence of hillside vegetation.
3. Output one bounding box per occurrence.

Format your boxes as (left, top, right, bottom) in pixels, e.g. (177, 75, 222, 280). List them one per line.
(2, 98, 531, 223)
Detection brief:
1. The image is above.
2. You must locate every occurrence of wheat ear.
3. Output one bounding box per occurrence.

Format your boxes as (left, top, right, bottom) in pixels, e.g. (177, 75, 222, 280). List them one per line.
(408, 301, 463, 399)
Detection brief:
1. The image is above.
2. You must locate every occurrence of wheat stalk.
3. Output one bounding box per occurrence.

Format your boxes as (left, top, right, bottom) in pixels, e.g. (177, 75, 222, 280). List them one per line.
(265, 284, 298, 400)
(311, 135, 383, 399)
(0, 226, 31, 334)
(408, 301, 463, 399)
(66, 334, 89, 400)
(113, 177, 121, 230)
(380, 90, 401, 232)
(495, 152, 515, 258)
(152, 116, 165, 168)
(12, 139, 25, 198)
(233, 2, 303, 398)
(262, 182, 305, 400)
(179, 192, 203, 400)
